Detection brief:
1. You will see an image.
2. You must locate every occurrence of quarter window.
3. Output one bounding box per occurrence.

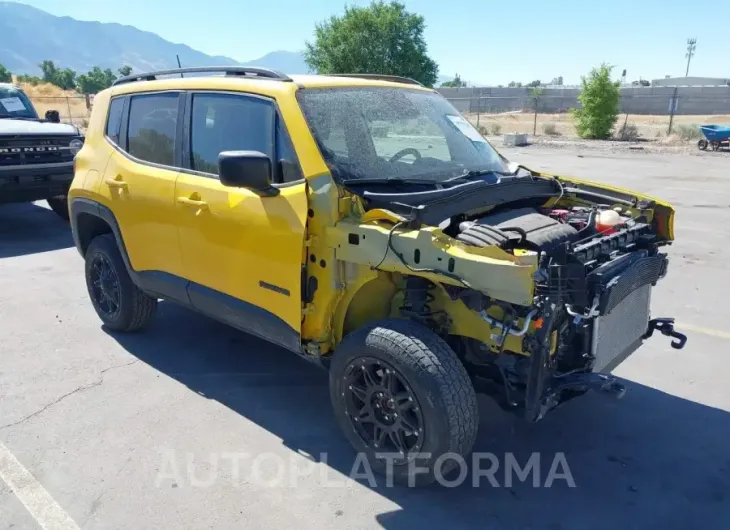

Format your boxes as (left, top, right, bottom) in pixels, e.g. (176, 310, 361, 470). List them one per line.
(127, 93, 179, 166)
(276, 119, 303, 183)
(105, 97, 124, 145)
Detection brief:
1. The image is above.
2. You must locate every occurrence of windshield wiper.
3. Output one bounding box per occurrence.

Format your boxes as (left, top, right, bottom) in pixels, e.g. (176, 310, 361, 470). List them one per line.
(342, 177, 445, 186)
(445, 169, 516, 183)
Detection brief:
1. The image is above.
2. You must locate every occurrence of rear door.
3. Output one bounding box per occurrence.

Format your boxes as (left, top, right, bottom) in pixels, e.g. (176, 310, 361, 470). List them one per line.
(174, 91, 308, 351)
(98, 91, 186, 297)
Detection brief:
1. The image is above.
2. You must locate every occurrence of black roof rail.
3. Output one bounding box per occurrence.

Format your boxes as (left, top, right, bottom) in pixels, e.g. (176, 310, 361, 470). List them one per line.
(112, 66, 292, 86)
(326, 73, 424, 87)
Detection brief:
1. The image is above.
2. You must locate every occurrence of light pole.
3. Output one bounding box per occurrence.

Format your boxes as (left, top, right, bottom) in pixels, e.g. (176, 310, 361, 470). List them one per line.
(685, 38, 697, 77)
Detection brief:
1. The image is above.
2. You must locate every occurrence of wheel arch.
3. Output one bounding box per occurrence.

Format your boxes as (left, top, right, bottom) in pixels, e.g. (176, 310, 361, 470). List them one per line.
(70, 198, 136, 281)
(334, 272, 400, 344)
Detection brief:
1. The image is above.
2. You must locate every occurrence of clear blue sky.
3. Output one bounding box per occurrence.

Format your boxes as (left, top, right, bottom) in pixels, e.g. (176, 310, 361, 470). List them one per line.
(14, 0, 728, 85)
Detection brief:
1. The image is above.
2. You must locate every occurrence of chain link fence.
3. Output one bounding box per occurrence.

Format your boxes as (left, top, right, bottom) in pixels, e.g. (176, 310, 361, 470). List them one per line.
(441, 87, 730, 142)
(25, 87, 730, 141)
(29, 95, 93, 128)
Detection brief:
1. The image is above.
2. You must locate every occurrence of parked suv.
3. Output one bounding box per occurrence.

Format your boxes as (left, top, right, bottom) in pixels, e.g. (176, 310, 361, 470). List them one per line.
(69, 67, 686, 485)
(1, 83, 84, 218)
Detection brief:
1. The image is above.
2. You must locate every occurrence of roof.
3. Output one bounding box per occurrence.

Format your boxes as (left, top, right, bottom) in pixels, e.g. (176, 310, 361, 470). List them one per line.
(108, 67, 432, 97)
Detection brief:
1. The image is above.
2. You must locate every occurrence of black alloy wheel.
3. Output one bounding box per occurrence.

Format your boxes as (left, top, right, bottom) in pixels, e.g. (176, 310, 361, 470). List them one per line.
(342, 357, 424, 461)
(88, 253, 121, 319)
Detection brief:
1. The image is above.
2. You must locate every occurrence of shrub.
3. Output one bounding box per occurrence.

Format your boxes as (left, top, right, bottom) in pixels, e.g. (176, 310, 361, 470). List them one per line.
(477, 124, 489, 137)
(543, 122, 559, 135)
(616, 122, 639, 141)
(571, 64, 620, 139)
(489, 122, 502, 135)
(16, 74, 42, 85)
(674, 124, 702, 141)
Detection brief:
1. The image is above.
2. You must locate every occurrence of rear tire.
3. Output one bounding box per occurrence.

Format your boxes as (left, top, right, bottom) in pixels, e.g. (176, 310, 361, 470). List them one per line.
(47, 196, 69, 220)
(85, 234, 157, 332)
(329, 318, 479, 486)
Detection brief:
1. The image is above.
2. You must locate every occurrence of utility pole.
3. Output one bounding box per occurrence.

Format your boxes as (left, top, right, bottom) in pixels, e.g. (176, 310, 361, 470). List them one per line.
(685, 38, 697, 77)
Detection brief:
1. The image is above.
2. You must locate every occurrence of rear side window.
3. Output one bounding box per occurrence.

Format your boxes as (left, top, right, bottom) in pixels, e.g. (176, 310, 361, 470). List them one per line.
(105, 97, 124, 145)
(127, 93, 179, 166)
(190, 93, 274, 176)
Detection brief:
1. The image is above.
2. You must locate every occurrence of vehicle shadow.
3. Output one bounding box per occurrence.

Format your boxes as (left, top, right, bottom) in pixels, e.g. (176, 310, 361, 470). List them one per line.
(107, 302, 730, 530)
(0, 202, 74, 258)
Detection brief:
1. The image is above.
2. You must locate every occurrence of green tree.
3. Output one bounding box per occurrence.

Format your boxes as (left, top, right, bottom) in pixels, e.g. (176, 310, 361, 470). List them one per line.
(507, 81, 522, 88)
(526, 79, 541, 88)
(39, 60, 58, 83)
(0, 63, 11, 83)
(37, 60, 76, 90)
(118, 65, 132, 77)
(77, 66, 117, 94)
(304, 1, 439, 87)
(571, 64, 620, 139)
(530, 87, 545, 135)
(55, 68, 77, 90)
(441, 73, 466, 88)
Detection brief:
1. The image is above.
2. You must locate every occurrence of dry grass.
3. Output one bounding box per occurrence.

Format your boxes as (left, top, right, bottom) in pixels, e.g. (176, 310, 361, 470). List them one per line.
(465, 111, 730, 142)
(14, 77, 91, 126)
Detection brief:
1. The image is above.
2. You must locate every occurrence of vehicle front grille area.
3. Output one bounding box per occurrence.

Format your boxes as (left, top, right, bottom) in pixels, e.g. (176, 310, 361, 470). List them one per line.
(0, 136, 76, 166)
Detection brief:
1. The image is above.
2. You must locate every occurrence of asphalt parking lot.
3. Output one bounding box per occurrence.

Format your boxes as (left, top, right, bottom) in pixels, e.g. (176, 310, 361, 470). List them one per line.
(1, 148, 729, 530)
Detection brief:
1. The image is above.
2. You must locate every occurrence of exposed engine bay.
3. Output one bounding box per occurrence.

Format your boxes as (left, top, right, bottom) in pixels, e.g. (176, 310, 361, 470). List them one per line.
(334, 171, 688, 423)
(438, 200, 686, 420)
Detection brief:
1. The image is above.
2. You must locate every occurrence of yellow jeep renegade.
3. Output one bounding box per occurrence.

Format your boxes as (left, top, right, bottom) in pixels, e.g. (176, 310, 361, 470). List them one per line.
(69, 67, 686, 485)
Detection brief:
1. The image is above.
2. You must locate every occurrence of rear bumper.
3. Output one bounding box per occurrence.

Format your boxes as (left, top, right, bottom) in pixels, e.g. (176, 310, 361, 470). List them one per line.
(0, 162, 74, 203)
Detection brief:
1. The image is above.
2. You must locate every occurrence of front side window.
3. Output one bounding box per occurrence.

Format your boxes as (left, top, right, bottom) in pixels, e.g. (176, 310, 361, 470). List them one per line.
(297, 87, 507, 183)
(190, 93, 274, 176)
(127, 93, 178, 166)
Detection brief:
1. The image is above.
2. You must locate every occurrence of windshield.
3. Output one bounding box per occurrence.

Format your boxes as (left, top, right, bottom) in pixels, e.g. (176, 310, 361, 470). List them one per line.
(0, 86, 38, 119)
(297, 87, 508, 183)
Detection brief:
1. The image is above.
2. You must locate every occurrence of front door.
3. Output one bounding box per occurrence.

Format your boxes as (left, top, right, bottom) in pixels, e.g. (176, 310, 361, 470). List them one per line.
(99, 91, 186, 298)
(174, 91, 308, 351)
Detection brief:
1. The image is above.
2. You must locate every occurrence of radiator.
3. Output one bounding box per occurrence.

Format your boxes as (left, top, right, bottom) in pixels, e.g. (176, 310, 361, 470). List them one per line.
(590, 283, 651, 373)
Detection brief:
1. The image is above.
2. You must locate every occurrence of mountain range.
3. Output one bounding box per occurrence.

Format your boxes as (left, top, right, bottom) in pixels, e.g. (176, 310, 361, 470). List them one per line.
(0, 1, 310, 75)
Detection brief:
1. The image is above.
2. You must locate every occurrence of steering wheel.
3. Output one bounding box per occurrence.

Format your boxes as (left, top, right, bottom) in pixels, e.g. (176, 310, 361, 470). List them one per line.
(389, 148, 422, 164)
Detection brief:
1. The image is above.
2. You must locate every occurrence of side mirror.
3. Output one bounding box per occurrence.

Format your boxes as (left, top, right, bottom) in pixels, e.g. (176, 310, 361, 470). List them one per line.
(218, 151, 276, 195)
(45, 110, 60, 123)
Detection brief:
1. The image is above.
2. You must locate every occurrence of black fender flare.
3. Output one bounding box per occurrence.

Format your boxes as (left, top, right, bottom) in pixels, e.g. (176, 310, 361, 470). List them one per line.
(70, 197, 140, 287)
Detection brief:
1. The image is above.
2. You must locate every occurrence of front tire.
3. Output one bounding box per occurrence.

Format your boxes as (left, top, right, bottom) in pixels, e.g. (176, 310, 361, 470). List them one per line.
(47, 196, 69, 220)
(330, 319, 479, 486)
(85, 234, 157, 331)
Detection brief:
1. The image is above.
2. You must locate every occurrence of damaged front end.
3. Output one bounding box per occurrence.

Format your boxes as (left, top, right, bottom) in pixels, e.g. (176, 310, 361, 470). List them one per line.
(332, 170, 687, 423)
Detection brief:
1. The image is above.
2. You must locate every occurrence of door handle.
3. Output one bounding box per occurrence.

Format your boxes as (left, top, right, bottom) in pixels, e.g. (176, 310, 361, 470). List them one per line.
(105, 177, 127, 189)
(177, 196, 208, 209)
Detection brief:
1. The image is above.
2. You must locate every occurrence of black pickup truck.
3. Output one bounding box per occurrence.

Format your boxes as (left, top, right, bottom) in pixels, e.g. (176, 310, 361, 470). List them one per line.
(0, 83, 84, 219)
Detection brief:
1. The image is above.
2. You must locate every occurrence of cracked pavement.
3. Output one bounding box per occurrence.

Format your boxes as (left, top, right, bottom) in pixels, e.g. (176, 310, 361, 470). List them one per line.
(0, 361, 138, 431)
(1, 149, 730, 529)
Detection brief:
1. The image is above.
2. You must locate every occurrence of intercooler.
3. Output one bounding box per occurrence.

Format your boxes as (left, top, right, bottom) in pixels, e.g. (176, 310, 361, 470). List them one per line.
(590, 283, 652, 373)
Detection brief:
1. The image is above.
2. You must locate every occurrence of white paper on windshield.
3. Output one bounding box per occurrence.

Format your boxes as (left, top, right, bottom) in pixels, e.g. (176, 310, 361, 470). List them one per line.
(447, 114, 487, 143)
(0, 97, 26, 112)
